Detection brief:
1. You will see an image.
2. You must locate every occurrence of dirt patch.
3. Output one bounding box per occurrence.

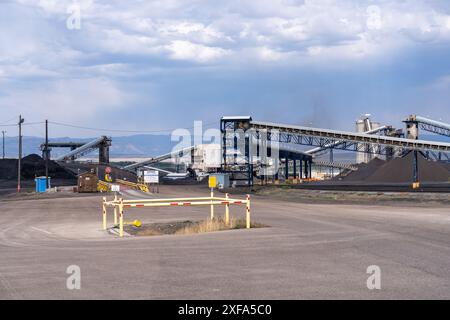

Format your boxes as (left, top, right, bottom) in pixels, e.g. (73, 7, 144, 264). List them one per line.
(124, 219, 267, 237)
(254, 186, 450, 207)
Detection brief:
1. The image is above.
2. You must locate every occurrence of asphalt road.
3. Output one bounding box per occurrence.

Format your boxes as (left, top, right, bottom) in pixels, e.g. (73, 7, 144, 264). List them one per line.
(0, 186, 449, 299)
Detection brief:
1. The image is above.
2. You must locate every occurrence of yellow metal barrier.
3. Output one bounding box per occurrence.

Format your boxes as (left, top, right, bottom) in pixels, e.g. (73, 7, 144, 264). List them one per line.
(102, 190, 252, 237)
(115, 179, 150, 193)
(98, 180, 111, 192)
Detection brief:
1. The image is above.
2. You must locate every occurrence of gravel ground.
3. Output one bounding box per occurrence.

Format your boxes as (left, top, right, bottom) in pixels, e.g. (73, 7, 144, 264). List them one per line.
(0, 185, 449, 299)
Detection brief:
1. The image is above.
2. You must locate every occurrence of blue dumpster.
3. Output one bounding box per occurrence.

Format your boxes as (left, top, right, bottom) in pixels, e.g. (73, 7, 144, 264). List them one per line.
(35, 176, 50, 193)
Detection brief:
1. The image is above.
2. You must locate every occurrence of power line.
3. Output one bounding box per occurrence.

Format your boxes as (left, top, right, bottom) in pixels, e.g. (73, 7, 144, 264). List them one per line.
(0, 123, 18, 127)
(48, 120, 218, 134)
(0, 121, 45, 127)
(1, 118, 219, 133)
(23, 121, 46, 126)
(0, 116, 19, 126)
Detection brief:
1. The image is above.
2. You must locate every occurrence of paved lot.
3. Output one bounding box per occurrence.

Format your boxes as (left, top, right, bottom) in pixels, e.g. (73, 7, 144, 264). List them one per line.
(0, 186, 449, 299)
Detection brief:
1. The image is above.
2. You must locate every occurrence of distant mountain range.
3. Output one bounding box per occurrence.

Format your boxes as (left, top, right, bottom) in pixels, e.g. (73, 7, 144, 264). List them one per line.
(2, 134, 177, 159)
(1, 133, 448, 160)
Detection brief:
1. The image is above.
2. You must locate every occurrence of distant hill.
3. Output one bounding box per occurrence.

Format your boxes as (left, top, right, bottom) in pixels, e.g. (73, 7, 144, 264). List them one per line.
(2, 134, 177, 159)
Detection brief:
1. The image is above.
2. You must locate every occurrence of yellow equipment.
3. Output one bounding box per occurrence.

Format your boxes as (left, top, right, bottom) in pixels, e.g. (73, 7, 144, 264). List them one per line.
(97, 180, 111, 192)
(116, 179, 150, 193)
(123, 219, 142, 228)
(208, 175, 217, 188)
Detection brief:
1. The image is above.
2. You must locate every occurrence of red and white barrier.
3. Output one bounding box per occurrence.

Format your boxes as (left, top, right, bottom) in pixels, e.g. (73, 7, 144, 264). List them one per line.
(102, 191, 252, 237)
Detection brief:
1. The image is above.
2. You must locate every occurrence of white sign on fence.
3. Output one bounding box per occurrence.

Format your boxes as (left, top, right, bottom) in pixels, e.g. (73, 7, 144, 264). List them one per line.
(144, 170, 159, 184)
(111, 184, 120, 192)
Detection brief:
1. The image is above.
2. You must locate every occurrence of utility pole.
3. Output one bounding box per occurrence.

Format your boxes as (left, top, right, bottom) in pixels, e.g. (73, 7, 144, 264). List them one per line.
(45, 120, 49, 188)
(17, 115, 24, 193)
(2, 130, 5, 159)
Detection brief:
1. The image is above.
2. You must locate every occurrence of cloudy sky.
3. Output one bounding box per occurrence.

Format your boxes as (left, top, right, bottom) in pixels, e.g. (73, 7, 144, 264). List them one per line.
(1, 0, 450, 137)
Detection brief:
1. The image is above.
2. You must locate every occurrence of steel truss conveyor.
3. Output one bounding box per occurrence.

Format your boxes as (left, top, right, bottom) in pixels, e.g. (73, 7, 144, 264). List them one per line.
(122, 146, 197, 171)
(55, 136, 112, 163)
(250, 121, 450, 155)
(404, 115, 450, 138)
(221, 116, 450, 186)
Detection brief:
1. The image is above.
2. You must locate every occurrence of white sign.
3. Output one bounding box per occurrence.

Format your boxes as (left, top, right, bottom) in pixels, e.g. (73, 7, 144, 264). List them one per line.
(144, 170, 159, 184)
(111, 184, 120, 192)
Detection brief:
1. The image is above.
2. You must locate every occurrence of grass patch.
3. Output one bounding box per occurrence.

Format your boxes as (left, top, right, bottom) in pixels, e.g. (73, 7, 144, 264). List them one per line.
(175, 218, 266, 235)
(124, 218, 267, 237)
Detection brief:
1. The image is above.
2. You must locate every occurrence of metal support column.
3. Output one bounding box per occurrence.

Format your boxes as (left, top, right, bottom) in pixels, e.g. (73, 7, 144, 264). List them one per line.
(285, 157, 289, 180)
(309, 160, 312, 178)
(245, 134, 253, 186)
(299, 160, 303, 179)
(222, 126, 227, 168)
(330, 149, 334, 176)
(413, 150, 419, 183)
(293, 159, 297, 179)
(304, 160, 308, 179)
(233, 132, 238, 165)
(45, 120, 49, 188)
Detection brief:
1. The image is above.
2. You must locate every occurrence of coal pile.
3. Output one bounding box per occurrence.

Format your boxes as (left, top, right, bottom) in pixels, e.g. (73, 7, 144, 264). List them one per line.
(338, 152, 450, 183)
(0, 159, 18, 180)
(367, 152, 450, 183)
(0, 154, 76, 180)
(335, 158, 385, 181)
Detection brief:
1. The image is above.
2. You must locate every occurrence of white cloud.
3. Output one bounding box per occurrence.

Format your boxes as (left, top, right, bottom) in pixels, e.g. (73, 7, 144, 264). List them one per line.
(5, 0, 450, 68)
(2, 0, 450, 129)
(0, 78, 130, 122)
(166, 40, 230, 63)
(256, 46, 286, 61)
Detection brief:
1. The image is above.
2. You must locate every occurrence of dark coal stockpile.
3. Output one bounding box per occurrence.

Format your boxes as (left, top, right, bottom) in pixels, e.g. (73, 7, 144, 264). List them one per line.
(0, 154, 76, 180)
(337, 152, 450, 183)
(335, 158, 386, 181)
(0, 159, 19, 180)
(367, 152, 450, 183)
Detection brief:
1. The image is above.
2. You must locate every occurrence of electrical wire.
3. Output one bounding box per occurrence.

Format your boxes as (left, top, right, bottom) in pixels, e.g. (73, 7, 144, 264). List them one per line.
(0, 123, 18, 127)
(48, 120, 218, 134)
(0, 116, 19, 126)
(0, 117, 218, 134)
(0, 121, 45, 128)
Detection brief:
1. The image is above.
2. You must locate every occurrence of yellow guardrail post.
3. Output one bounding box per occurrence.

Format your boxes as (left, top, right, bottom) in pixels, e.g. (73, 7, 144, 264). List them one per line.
(102, 197, 107, 230)
(225, 193, 230, 226)
(210, 188, 214, 220)
(102, 192, 253, 238)
(246, 194, 251, 229)
(113, 194, 118, 225)
(119, 198, 124, 237)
